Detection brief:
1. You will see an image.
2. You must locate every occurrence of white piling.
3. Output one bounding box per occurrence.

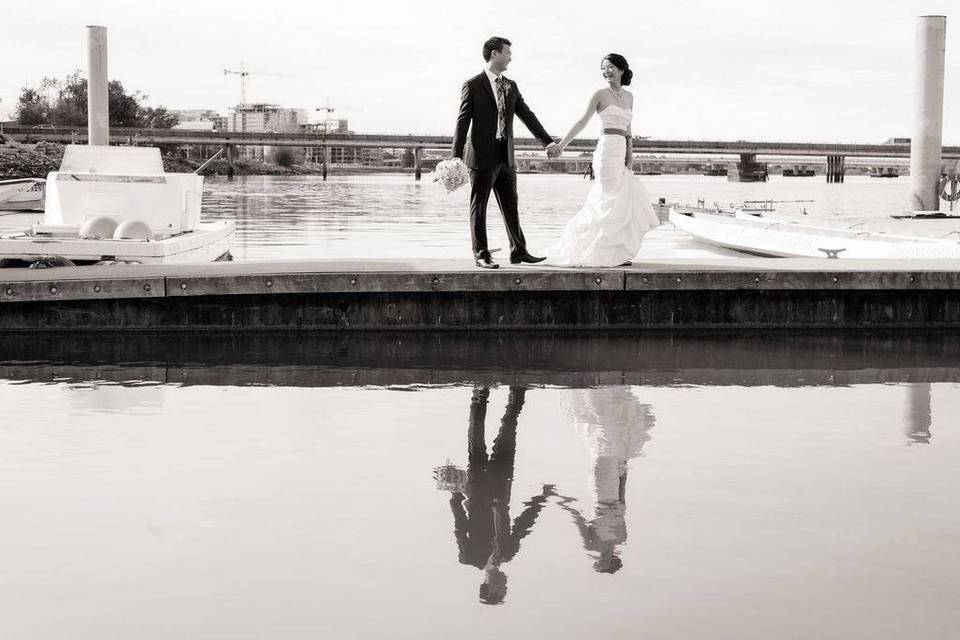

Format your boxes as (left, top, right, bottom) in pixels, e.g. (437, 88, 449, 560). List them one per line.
(86, 25, 109, 146)
(908, 15, 947, 212)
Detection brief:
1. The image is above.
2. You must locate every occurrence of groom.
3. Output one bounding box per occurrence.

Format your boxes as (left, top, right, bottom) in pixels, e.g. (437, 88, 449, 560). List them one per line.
(453, 37, 560, 269)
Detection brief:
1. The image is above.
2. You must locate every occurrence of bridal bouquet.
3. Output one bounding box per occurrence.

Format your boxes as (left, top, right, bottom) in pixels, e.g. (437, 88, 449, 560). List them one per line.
(433, 461, 468, 492)
(433, 158, 470, 193)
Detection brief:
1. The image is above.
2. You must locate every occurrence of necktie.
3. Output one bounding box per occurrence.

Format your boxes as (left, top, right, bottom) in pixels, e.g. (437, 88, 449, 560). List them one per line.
(495, 77, 506, 140)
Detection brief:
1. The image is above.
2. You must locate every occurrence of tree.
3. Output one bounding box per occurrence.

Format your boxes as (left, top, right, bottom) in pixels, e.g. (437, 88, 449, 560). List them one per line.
(15, 71, 179, 128)
(272, 148, 295, 168)
(15, 88, 49, 125)
(140, 106, 179, 129)
(108, 80, 143, 127)
(45, 72, 86, 126)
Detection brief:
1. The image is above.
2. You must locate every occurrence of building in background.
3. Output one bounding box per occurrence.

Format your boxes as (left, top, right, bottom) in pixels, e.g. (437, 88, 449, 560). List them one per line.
(228, 103, 308, 160)
(173, 109, 220, 123)
(304, 119, 377, 165)
(172, 109, 226, 134)
(229, 103, 307, 134)
(172, 120, 216, 132)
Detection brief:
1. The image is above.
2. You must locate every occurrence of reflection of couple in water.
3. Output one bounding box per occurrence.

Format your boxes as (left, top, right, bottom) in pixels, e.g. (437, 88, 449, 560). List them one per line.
(433, 385, 654, 604)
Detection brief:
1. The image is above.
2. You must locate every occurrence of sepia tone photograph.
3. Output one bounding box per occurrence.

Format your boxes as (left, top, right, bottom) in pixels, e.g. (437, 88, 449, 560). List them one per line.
(1, 1, 959, 638)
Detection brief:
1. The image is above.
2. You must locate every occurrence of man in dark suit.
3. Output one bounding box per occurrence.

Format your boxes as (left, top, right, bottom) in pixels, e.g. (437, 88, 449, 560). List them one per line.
(453, 37, 560, 269)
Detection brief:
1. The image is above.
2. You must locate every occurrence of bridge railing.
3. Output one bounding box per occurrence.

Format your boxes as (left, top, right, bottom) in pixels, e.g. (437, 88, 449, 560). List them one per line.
(4, 125, 959, 158)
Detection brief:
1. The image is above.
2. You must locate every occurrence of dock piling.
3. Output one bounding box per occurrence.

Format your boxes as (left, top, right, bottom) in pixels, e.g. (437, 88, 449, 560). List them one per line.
(826, 155, 845, 183)
(225, 144, 236, 180)
(85, 25, 109, 146)
(909, 15, 947, 211)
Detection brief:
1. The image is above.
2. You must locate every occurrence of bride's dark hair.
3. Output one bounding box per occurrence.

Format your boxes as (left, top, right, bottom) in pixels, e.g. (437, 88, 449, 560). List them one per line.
(603, 53, 633, 86)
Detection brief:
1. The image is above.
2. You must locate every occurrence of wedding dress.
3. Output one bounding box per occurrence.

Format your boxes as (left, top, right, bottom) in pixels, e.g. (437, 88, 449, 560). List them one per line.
(559, 386, 656, 555)
(562, 386, 655, 505)
(545, 105, 660, 267)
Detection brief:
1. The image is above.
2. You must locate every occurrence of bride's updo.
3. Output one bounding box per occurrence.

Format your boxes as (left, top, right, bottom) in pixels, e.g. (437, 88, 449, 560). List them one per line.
(603, 53, 633, 86)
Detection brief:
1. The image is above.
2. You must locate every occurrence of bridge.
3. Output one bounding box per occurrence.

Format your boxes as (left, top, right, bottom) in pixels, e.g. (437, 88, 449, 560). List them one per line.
(5, 125, 959, 181)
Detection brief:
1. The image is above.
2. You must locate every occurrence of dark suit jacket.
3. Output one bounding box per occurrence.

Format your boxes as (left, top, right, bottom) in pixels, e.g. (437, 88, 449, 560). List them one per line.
(452, 72, 554, 171)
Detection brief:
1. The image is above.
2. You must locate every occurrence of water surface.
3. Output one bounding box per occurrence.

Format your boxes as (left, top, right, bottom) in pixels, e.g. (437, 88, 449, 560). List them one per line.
(201, 174, 913, 260)
(1, 333, 957, 639)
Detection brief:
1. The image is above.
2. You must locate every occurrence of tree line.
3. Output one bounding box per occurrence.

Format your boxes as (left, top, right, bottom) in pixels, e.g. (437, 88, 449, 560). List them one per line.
(14, 71, 179, 128)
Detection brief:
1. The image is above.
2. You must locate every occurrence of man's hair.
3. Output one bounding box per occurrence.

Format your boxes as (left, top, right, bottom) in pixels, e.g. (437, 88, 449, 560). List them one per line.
(482, 37, 512, 62)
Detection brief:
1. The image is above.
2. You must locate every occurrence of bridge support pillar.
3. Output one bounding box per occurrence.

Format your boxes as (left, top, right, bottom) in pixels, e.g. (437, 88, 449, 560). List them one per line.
(224, 143, 236, 181)
(323, 146, 331, 181)
(731, 153, 768, 182)
(414, 147, 422, 181)
(826, 155, 845, 183)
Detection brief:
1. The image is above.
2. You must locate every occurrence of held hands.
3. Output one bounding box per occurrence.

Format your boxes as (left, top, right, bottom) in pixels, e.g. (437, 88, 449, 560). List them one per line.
(546, 142, 563, 159)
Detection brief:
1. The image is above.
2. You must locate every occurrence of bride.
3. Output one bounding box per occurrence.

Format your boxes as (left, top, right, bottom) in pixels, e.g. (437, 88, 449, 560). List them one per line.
(544, 54, 660, 267)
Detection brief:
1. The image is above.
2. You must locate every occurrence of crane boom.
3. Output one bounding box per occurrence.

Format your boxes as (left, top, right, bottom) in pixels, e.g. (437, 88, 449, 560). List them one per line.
(223, 64, 292, 105)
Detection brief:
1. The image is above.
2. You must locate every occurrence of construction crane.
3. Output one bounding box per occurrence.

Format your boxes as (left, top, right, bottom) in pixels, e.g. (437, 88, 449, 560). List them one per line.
(314, 100, 360, 134)
(223, 63, 292, 105)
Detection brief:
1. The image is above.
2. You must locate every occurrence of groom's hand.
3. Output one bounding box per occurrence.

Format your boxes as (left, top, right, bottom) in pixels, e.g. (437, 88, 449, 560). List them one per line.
(546, 143, 561, 159)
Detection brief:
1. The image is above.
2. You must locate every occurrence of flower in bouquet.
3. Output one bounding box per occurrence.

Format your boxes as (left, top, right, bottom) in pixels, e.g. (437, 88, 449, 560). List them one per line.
(433, 158, 470, 193)
(433, 461, 468, 492)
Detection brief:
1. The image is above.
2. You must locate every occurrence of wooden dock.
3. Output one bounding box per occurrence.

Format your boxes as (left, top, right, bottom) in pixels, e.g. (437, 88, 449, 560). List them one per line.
(3, 256, 960, 331)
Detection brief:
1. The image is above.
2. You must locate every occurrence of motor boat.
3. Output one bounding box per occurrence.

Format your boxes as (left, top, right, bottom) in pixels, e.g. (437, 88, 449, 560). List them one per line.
(0, 145, 234, 266)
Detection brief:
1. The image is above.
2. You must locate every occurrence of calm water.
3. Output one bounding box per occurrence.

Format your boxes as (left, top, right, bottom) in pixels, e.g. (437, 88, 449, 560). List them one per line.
(201, 173, 914, 260)
(1, 333, 959, 639)
(3, 178, 957, 638)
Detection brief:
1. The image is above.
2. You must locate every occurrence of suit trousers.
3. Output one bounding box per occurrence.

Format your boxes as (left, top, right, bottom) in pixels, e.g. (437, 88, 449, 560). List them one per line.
(469, 140, 527, 259)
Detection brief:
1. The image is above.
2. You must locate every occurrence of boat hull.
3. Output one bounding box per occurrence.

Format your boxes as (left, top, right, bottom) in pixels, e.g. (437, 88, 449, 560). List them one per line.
(669, 209, 960, 259)
(0, 221, 235, 264)
(0, 179, 45, 211)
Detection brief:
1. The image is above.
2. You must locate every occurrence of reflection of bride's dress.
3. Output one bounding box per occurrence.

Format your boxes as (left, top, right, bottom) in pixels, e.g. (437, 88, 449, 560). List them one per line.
(545, 106, 660, 267)
(565, 386, 655, 504)
(560, 386, 655, 566)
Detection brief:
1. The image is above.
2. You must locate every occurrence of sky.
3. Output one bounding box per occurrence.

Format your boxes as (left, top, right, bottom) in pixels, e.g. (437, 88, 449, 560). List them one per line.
(2, 0, 958, 143)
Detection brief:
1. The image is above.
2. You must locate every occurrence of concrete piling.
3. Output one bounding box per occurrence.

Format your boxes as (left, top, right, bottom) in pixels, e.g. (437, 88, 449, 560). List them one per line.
(909, 15, 947, 211)
(86, 25, 109, 146)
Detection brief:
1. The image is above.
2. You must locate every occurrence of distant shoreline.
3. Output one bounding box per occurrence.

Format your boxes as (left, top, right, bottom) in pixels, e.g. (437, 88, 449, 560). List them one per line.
(2, 137, 881, 180)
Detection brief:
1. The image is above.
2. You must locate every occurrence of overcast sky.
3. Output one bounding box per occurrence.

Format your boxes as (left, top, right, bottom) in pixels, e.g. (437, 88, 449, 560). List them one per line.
(2, 0, 957, 143)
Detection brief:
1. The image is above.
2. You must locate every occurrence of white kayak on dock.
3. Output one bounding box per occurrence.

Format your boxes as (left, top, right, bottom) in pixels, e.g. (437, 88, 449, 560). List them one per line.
(0, 145, 234, 266)
(669, 207, 960, 259)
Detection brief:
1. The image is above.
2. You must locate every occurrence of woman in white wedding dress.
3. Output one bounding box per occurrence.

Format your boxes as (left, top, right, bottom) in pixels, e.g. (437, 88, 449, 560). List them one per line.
(545, 54, 660, 267)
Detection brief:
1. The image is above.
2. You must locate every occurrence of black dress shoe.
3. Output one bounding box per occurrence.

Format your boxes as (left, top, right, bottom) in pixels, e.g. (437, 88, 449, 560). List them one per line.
(510, 252, 546, 264)
(475, 254, 499, 269)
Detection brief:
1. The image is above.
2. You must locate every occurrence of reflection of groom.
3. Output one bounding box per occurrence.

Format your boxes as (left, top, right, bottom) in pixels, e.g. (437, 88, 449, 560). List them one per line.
(453, 36, 559, 269)
(447, 386, 553, 604)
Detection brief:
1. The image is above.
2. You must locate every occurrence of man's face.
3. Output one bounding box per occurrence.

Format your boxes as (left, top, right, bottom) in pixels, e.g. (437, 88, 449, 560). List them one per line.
(490, 44, 512, 72)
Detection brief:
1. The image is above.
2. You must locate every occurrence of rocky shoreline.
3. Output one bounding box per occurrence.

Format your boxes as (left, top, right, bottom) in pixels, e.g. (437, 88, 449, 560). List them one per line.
(0, 137, 61, 179)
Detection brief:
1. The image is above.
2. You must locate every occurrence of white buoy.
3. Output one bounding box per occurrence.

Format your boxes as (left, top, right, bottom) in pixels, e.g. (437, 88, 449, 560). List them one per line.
(86, 25, 109, 146)
(908, 15, 947, 212)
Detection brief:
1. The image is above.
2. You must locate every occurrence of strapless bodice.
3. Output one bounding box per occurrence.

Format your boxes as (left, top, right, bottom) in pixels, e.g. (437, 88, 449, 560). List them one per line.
(598, 105, 632, 130)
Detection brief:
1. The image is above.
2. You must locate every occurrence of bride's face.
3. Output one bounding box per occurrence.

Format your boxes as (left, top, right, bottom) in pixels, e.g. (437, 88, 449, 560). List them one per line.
(601, 60, 622, 84)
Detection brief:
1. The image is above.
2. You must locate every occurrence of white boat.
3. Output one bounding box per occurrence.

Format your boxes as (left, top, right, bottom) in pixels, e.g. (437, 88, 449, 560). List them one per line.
(0, 145, 234, 266)
(0, 178, 45, 211)
(669, 207, 960, 259)
(0, 210, 44, 235)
